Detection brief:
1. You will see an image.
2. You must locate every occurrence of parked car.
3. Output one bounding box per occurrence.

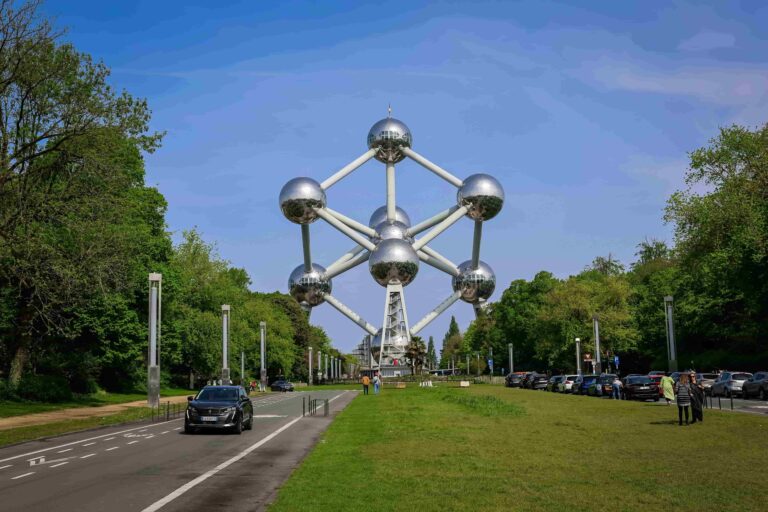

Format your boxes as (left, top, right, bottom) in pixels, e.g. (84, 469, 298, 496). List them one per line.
(573, 375, 598, 395)
(505, 373, 523, 388)
(696, 373, 719, 395)
(648, 370, 666, 376)
(270, 379, 295, 392)
(710, 372, 752, 398)
(530, 373, 549, 390)
(741, 371, 768, 400)
(557, 375, 579, 393)
(521, 372, 536, 389)
(621, 376, 660, 401)
(587, 374, 617, 397)
(647, 375, 664, 397)
(546, 375, 564, 392)
(185, 385, 253, 434)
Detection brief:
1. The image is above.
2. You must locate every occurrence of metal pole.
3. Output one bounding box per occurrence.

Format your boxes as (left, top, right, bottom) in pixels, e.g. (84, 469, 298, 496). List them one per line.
(323, 293, 378, 335)
(221, 305, 230, 383)
(407, 206, 461, 237)
(402, 147, 464, 188)
(476, 353, 480, 377)
(593, 316, 601, 374)
(308, 347, 313, 385)
(665, 296, 678, 372)
(301, 224, 312, 272)
(466, 354, 469, 376)
(410, 291, 462, 335)
(320, 148, 377, 190)
(471, 221, 482, 269)
(147, 273, 162, 408)
(260, 321, 267, 391)
(386, 162, 396, 222)
(241, 350, 245, 387)
(508, 343, 514, 374)
(575, 338, 582, 375)
(412, 206, 469, 251)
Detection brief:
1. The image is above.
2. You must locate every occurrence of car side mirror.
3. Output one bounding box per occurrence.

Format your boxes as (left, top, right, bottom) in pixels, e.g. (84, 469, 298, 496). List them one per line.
(187, 396, 194, 401)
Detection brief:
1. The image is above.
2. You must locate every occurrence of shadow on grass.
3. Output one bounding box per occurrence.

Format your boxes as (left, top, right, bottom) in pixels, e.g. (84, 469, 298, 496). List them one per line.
(649, 420, 678, 425)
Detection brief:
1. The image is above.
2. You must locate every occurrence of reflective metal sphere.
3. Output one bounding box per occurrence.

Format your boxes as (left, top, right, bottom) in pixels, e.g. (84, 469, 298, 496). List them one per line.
(367, 117, 412, 163)
(452, 260, 496, 304)
(288, 263, 331, 306)
(279, 177, 326, 224)
(370, 328, 409, 363)
(371, 220, 413, 245)
(457, 173, 504, 221)
(368, 205, 411, 229)
(368, 238, 419, 287)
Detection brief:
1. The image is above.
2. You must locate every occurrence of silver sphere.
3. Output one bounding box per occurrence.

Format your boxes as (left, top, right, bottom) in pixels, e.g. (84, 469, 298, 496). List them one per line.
(367, 117, 412, 163)
(288, 263, 331, 307)
(457, 173, 504, 221)
(368, 205, 411, 228)
(368, 238, 419, 287)
(370, 328, 409, 364)
(371, 220, 412, 245)
(279, 177, 326, 224)
(452, 260, 496, 304)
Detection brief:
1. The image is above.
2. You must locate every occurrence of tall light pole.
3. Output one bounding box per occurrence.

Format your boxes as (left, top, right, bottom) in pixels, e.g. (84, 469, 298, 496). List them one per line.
(508, 343, 514, 374)
(259, 321, 267, 391)
(317, 350, 322, 381)
(308, 346, 313, 385)
(221, 305, 231, 383)
(664, 296, 678, 372)
(465, 353, 470, 376)
(240, 350, 245, 387)
(476, 352, 480, 377)
(592, 315, 602, 374)
(575, 337, 582, 375)
(147, 273, 162, 407)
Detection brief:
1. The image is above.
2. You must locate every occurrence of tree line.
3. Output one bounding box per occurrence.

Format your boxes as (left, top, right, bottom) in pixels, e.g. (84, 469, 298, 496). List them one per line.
(442, 123, 768, 376)
(0, 1, 338, 400)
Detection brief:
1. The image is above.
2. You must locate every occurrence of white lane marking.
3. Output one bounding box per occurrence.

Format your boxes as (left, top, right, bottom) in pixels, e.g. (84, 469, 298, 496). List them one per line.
(252, 415, 287, 418)
(0, 464, 12, 470)
(127, 441, 139, 445)
(80, 454, 95, 459)
(145, 435, 155, 439)
(12, 472, 34, 480)
(28, 455, 75, 467)
(141, 392, 346, 512)
(82, 443, 96, 447)
(138, 429, 148, 433)
(104, 437, 116, 441)
(50, 462, 69, 468)
(0, 419, 179, 464)
(105, 447, 119, 451)
(173, 427, 181, 431)
(56, 449, 73, 453)
(161, 431, 170, 434)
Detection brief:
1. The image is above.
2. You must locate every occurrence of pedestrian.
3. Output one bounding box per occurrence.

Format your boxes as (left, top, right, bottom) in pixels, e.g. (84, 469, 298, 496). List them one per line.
(689, 372, 704, 424)
(361, 374, 370, 395)
(373, 373, 381, 395)
(612, 376, 623, 400)
(675, 373, 692, 426)
(660, 374, 675, 405)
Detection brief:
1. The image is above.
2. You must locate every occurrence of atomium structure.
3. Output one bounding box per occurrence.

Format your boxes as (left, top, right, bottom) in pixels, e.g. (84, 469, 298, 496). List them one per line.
(279, 112, 504, 375)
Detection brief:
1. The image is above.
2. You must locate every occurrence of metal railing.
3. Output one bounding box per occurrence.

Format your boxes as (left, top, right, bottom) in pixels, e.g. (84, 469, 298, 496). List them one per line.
(302, 395, 329, 417)
(150, 401, 185, 422)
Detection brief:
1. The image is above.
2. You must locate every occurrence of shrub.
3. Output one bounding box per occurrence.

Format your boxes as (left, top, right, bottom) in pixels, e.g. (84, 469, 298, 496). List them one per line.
(18, 374, 73, 402)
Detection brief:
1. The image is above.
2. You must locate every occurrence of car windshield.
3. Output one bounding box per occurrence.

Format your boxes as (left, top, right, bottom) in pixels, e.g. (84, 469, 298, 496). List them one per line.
(700, 374, 718, 380)
(732, 373, 751, 380)
(196, 388, 238, 401)
(629, 377, 652, 384)
(584, 377, 597, 384)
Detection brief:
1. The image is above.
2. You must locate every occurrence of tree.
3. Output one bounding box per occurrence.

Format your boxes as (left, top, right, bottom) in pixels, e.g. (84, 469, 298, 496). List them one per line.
(439, 316, 461, 368)
(426, 336, 437, 370)
(405, 336, 427, 375)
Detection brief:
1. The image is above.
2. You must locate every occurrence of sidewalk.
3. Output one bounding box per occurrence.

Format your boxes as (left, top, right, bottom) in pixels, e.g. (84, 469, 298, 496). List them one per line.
(0, 395, 190, 431)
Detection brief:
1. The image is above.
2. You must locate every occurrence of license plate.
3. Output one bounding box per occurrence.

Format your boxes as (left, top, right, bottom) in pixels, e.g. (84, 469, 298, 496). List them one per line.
(639, 386, 648, 390)
(200, 416, 218, 422)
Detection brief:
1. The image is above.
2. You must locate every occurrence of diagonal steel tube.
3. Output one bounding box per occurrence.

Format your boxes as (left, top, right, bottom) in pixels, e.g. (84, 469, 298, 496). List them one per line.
(326, 250, 370, 279)
(315, 208, 376, 251)
(420, 246, 458, 274)
(320, 148, 378, 190)
(324, 208, 376, 238)
(410, 291, 462, 336)
(417, 250, 459, 277)
(407, 205, 460, 237)
(325, 244, 365, 273)
(323, 293, 378, 336)
(402, 147, 463, 188)
(412, 205, 469, 251)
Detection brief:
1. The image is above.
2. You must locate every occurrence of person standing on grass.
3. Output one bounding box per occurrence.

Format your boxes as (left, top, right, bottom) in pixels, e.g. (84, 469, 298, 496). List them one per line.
(361, 374, 370, 395)
(660, 374, 675, 405)
(612, 376, 622, 400)
(373, 373, 381, 394)
(675, 373, 692, 425)
(689, 372, 704, 424)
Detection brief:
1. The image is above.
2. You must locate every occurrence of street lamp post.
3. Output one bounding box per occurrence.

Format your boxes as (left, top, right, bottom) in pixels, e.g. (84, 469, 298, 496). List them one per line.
(147, 273, 162, 407)
(664, 296, 678, 372)
(575, 337, 582, 375)
(259, 321, 267, 392)
(508, 343, 514, 374)
(476, 352, 480, 377)
(221, 305, 231, 383)
(592, 315, 602, 374)
(308, 347, 313, 385)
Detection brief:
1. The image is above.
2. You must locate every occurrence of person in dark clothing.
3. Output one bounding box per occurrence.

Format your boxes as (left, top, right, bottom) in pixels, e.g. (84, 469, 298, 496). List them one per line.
(689, 372, 704, 424)
(675, 373, 692, 426)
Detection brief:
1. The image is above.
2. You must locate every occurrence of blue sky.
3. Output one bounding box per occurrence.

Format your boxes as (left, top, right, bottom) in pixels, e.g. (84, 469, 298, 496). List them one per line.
(44, 0, 768, 355)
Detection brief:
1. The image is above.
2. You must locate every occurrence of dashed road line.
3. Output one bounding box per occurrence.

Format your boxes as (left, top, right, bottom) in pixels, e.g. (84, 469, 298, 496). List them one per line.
(82, 442, 95, 447)
(105, 447, 119, 452)
(0, 464, 12, 470)
(173, 427, 181, 431)
(80, 454, 95, 459)
(56, 449, 73, 453)
(104, 437, 116, 441)
(50, 462, 69, 468)
(127, 441, 139, 445)
(12, 472, 34, 480)
(161, 431, 170, 434)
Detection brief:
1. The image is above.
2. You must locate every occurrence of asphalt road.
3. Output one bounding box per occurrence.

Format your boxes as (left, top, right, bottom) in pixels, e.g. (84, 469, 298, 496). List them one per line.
(0, 389, 355, 512)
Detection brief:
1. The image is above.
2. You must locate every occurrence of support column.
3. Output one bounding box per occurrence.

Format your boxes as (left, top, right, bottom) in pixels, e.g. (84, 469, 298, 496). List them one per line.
(147, 273, 162, 407)
(593, 315, 601, 374)
(221, 305, 230, 383)
(260, 321, 267, 391)
(308, 347, 313, 385)
(386, 162, 396, 221)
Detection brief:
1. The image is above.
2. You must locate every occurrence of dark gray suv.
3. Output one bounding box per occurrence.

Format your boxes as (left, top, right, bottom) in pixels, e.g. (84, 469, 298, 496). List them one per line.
(185, 385, 254, 434)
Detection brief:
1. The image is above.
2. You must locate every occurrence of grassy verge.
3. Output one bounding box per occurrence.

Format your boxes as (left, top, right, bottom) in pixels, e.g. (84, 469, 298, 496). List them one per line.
(0, 406, 156, 447)
(0, 387, 191, 419)
(269, 386, 768, 511)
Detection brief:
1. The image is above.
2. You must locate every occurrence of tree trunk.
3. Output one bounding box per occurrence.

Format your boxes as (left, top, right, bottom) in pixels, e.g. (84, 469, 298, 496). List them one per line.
(8, 292, 34, 386)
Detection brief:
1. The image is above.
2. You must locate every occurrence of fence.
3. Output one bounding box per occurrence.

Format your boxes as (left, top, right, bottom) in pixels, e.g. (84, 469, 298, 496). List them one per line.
(302, 395, 329, 417)
(150, 401, 185, 422)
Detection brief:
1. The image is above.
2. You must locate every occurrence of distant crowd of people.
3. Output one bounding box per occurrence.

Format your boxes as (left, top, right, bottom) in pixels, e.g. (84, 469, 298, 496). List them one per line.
(608, 371, 704, 426)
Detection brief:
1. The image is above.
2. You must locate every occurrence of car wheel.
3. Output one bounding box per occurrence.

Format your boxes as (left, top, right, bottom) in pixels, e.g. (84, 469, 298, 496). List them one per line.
(184, 421, 194, 435)
(233, 414, 243, 435)
(245, 414, 253, 430)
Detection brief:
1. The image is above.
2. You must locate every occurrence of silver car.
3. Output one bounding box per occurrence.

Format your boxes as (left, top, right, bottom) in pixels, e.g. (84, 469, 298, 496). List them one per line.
(558, 375, 579, 393)
(710, 372, 752, 398)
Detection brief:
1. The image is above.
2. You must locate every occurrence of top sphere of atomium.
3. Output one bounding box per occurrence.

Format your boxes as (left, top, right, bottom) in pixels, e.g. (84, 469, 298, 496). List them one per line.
(288, 263, 331, 307)
(279, 177, 326, 224)
(457, 173, 505, 221)
(367, 117, 412, 163)
(368, 238, 419, 287)
(452, 260, 496, 304)
(368, 205, 411, 229)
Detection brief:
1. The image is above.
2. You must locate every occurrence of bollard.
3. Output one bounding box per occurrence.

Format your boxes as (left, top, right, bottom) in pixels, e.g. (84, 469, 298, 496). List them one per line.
(730, 394, 733, 410)
(166, 401, 170, 421)
(718, 395, 721, 410)
(302, 396, 306, 417)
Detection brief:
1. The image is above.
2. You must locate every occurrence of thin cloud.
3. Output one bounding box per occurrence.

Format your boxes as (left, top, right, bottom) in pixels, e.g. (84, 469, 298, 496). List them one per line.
(678, 30, 736, 52)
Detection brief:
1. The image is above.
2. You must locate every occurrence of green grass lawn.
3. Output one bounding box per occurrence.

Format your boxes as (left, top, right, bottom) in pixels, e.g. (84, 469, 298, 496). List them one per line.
(269, 386, 768, 512)
(0, 387, 191, 419)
